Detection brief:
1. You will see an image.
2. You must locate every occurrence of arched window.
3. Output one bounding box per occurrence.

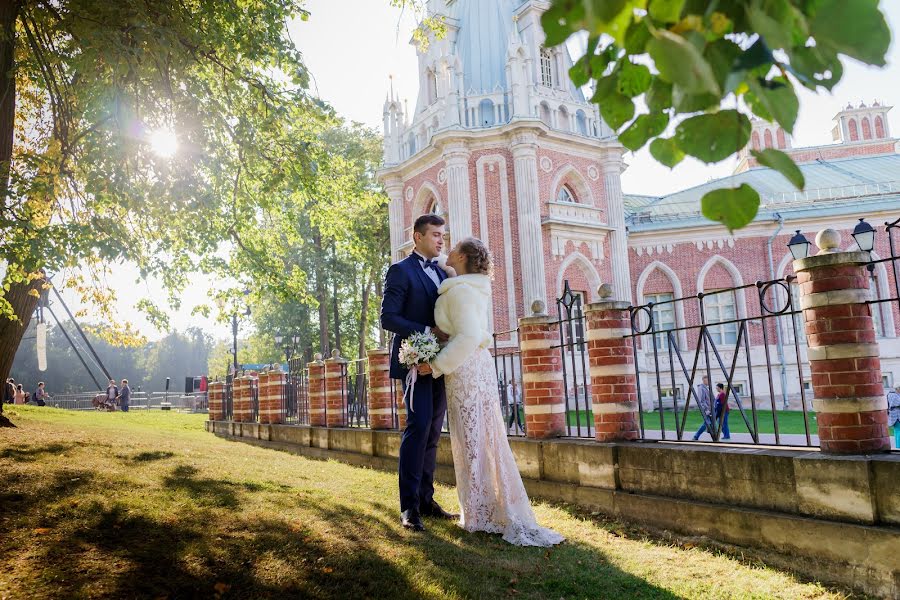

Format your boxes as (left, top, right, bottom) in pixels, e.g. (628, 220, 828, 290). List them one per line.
(479, 99, 495, 127)
(558, 106, 569, 132)
(870, 273, 884, 337)
(575, 110, 588, 136)
(407, 132, 417, 156)
(540, 48, 554, 87)
(645, 292, 676, 350)
(848, 118, 859, 141)
(556, 185, 577, 204)
(704, 290, 738, 345)
(427, 70, 437, 105)
(764, 129, 773, 149)
(776, 128, 786, 149)
(862, 116, 872, 140)
(875, 116, 886, 138)
(751, 131, 760, 150)
(539, 102, 552, 126)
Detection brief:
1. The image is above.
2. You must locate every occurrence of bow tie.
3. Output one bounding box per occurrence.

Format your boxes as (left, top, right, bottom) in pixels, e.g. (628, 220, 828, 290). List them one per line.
(421, 259, 438, 271)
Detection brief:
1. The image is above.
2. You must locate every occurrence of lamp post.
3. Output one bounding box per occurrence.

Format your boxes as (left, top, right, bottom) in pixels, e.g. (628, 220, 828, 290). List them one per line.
(217, 290, 251, 375)
(851, 218, 877, 274)
(275, 333, 301, 363)
(787, 230, 812, 261)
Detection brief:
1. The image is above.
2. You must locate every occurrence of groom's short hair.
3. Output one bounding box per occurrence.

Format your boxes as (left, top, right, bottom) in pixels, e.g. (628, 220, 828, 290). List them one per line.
(413, 214, 445, 236)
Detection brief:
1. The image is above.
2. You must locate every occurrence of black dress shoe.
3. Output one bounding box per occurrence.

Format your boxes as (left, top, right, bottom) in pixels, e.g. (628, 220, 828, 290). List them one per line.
(421, 499, 458, 520)
(400, 509, 425, 531)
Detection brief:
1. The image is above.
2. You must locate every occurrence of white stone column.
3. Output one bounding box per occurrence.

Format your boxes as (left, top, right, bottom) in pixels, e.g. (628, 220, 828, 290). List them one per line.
(511, 132, 548, 309)
(383, 176, 405, 261)
(602, 154, 633, 303)
(442, 142, 473, 244)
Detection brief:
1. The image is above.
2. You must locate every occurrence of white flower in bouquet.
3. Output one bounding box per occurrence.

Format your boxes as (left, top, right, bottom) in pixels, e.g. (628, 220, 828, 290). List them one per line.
(398, 331, 441, 411)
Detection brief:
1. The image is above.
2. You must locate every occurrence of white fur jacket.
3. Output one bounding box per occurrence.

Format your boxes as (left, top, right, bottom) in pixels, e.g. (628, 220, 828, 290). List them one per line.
(430, 273, 493, 378)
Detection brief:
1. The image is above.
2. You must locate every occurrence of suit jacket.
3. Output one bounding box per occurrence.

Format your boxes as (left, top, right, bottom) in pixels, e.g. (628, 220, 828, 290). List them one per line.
(380, 254, 447, 379)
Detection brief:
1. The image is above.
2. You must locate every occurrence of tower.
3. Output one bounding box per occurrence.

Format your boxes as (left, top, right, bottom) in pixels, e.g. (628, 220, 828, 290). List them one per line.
(378, 0, 632, 341)
(832, 101, 892, 143)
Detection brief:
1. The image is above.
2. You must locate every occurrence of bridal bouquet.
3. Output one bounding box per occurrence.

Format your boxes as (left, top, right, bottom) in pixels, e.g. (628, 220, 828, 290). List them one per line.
(398, 331, 441, 412)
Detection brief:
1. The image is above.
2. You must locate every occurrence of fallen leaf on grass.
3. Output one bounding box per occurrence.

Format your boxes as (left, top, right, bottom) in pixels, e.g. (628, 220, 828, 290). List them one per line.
(32, 528, 52, 535)
(322, 567, 333, 574)
(213, 582, 230, 594)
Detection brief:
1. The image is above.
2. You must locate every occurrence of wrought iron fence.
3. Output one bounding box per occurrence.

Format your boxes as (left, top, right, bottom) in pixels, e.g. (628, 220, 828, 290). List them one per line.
(866, 216, 900, 342)
(493, 328, 526, 437)
(626, 277, 814, 446)
(286, 356, 310, 426)
(43, 391, 208, 412)
(225, 374, 234, 420)
(346, 358, 369, 428)
(551, 280, 593, 438)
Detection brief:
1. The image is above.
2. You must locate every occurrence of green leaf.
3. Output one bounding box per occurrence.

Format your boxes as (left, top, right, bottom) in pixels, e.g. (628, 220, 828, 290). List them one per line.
(751, 149, 805, 191)
(618, 112, 670, 151)
(648, 0, 686, 23)
(647, 30, 720, 95)
(540, 2, 582, 47)
(645, 78, 672, 112)
(624, 18, 651, 54)
(746, 2, 791, 50)
(649, 137, 685, 168)
(786, 45, 843, 91)
(599, 92, 636, 130)
(591, 72, 619, 103)
(617, 61, 652, 97)
(569, 58, 591, 87)
(671, 85, 718, 113)
(704, 39, 743, 94)
(701, 184, 760, 232)
(809, 0, 890, 67)
(674, 110, 751, 163)
(746, 77, 799, 133)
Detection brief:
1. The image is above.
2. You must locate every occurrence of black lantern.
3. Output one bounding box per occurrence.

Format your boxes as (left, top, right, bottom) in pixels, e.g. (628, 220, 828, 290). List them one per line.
(787, 230, 811, 261)
(851, 218, 876, 253)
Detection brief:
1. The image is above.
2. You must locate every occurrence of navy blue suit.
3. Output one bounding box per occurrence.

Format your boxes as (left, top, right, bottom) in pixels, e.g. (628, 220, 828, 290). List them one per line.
(380, 253, 447, 513)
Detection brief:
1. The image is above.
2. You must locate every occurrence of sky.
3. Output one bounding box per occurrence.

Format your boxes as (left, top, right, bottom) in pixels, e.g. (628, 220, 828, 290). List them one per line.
(53, 0, 900, 344)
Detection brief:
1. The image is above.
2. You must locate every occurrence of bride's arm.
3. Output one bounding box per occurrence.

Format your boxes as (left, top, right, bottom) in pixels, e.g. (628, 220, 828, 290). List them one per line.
(430, 286, 482, 378)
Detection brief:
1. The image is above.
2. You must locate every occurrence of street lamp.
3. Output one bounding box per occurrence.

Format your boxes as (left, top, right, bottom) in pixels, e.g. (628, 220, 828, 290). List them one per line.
(852, 218, 876, 253)
(275, 333, 301, 362)
(787, 230, 811, 261)
(216, 290, 251, 374)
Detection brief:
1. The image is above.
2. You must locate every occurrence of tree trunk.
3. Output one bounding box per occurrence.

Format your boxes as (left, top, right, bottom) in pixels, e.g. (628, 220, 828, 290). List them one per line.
(358, 270, 372, 360)
(0, 276, 45, 386)
(331, 243, 341, 356)
(0, 0, 19, 200)
(314, 232, 329, 356)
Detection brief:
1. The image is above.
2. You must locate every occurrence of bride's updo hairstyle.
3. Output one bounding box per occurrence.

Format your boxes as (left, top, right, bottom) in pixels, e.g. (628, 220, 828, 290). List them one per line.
(457, 237, 493, 277)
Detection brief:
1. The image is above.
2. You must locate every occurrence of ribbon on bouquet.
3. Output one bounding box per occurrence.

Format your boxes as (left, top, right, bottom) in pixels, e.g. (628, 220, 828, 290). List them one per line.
(404, 366, 419, 413)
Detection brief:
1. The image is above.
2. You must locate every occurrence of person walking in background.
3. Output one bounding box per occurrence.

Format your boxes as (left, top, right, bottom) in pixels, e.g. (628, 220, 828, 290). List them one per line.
(692, 376, 714, 440)
(714, 383, 731, 440)
(117, 379, 131, 412)
(106, 379, 118, 408)
(4, 378, 15, 410)
(14, 384, 25, 405)
(888, 385, 900, 450)
(34, 382, 48, 406)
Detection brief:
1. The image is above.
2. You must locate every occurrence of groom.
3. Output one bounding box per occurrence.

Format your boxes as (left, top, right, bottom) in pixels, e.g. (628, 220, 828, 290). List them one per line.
(381, 214, 457, 531)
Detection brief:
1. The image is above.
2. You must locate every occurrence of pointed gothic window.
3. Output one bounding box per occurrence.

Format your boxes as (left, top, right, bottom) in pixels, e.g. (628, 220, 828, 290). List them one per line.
(540, 48, 554, 87)
(479, 99, 496, 126)
(576, 110, 588, 136)
(556, 185, 576, 204)
(427, 70, 437, 105)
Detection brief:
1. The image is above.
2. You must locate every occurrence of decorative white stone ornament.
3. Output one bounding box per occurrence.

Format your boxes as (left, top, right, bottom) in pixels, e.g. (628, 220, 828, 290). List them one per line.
(531, 299, 546, 315)
(437, 168, 447, 184)
(815, 228, 842, 254)
(587, 165, 600, 181)
(405, 186, 414, 201)
(598, 283, 614, 299)
(540, 157, 553, 173)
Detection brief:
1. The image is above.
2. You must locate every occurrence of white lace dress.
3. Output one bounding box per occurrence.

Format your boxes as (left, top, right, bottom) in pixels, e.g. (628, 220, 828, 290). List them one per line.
(429, 274, 563, 547)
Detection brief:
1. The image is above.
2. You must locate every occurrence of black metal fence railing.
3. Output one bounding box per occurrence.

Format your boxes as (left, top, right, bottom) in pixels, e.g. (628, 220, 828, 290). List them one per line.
(493, 328, 526, 437)
(626, 276, 813, 446)
(286, 356, 310, 426)
(866, 216, 900, 336)
(551, 280, 592, 438)
(346, 358, 369, 428)
(224, 374, 234, 421)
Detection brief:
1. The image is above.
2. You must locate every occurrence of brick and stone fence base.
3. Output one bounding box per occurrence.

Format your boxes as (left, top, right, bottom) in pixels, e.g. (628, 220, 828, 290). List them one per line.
(794, 229, 891, 454)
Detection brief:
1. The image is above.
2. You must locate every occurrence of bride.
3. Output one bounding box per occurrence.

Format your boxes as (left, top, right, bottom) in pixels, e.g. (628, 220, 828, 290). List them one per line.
(418, 237, 564, 547)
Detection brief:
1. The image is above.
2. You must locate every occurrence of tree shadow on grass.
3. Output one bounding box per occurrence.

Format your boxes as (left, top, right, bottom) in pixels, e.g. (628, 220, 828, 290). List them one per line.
(161, 464, 242, 509)
(122, 450, 176, 463)
(0, 413, 16, 427)
(0, 442, 75, 461)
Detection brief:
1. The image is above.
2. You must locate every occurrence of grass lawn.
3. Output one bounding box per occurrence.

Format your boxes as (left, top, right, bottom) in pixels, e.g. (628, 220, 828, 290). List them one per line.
(0, 406, 863, 599)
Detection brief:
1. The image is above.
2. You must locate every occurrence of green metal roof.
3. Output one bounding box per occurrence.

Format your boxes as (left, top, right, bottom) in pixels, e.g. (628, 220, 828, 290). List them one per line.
(625, 152, 900, 230)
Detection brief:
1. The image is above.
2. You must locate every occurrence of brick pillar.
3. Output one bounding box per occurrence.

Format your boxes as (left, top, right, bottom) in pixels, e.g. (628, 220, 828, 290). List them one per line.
(585, 296, 640, 442)
(208, 381, 225, 421)
(367, 349, 394, 429)
(258, 370, 286, 425)
(794, 231, 891, 454)
(519, 307, 566, 439)
(324, 351, 348, 428)
(308, 355, 326, 427)
(233, 376, 252, 423)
